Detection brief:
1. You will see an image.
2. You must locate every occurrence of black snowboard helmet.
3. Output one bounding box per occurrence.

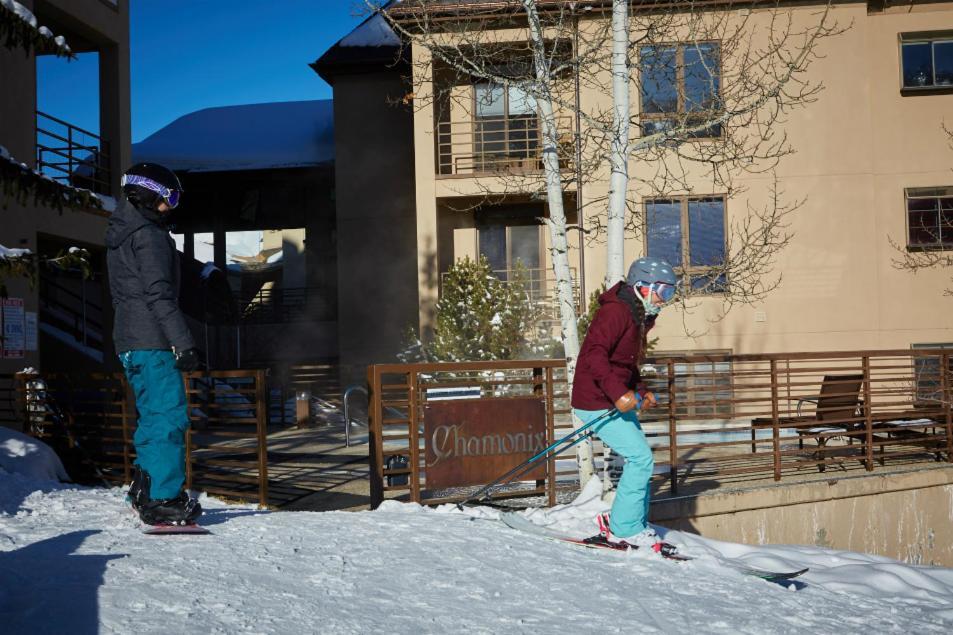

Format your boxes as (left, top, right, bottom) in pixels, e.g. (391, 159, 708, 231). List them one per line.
(121, 162, 183, 211)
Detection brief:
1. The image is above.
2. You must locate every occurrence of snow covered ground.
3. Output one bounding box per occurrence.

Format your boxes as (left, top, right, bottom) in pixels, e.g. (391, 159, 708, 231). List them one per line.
(2, 430, 953, 634)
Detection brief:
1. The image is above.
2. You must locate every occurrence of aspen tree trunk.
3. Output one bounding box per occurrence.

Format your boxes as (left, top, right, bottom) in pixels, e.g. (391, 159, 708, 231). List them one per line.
(522, 0, 594, 486)
(605, 0, 631, 285)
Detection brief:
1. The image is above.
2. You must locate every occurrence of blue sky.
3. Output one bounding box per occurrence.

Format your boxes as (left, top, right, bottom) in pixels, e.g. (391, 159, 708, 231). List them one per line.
(37, 1, 366, 143)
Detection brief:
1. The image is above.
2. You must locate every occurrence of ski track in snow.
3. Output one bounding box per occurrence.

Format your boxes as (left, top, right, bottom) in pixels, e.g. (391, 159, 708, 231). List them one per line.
(1, 470, 952, 633)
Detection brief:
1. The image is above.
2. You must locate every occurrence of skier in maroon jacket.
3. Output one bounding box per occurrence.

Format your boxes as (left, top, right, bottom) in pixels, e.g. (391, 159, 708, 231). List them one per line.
(571, 257, 677, 548)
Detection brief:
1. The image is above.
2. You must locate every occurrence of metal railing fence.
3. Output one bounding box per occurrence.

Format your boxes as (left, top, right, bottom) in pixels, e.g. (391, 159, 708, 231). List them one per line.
(12, 369, 270, 507)
(367, 349, 952, 506)
(436, 115, 574, 176)
(35, 110, 112, 195)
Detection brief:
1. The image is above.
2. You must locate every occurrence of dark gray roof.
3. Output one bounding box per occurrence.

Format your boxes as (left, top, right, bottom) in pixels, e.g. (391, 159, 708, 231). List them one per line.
(311, 2, 404, 83)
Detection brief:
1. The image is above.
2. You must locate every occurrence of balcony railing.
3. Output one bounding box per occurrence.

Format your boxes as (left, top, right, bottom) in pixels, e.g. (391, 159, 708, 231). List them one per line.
(367, 349, 953, 506)
(436, 115, 574, 177)
(35, 110, 112, 195)
(240, 286, 335, 323)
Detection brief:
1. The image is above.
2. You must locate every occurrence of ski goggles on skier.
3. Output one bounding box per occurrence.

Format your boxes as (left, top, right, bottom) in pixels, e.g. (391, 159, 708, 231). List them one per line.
(651, 282, 677, 303)
(121, 174, 181, 209)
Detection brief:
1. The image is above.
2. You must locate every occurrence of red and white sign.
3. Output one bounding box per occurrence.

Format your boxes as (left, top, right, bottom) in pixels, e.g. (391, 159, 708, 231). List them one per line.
(1, 298, 25, 359)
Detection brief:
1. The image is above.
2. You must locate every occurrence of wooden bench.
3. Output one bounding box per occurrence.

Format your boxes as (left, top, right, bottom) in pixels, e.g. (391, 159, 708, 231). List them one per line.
(751, 374, 865, 471)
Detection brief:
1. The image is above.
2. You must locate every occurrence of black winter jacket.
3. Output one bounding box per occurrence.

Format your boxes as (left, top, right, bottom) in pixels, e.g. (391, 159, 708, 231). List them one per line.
(105, 198, 195, 354)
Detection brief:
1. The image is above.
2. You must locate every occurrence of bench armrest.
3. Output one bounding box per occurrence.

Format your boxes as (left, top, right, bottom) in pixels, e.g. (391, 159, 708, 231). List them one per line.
(796, 397, 818, 417)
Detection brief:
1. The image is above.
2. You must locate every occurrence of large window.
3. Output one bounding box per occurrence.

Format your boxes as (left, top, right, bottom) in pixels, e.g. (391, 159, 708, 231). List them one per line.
(645, 196, 726, 292)
(900, 33, 953, 89)
(639, 42, 721, 137)
(474, 81, 539, 170)
(906, 187, 953, 249)
(478, 221, 543, 302)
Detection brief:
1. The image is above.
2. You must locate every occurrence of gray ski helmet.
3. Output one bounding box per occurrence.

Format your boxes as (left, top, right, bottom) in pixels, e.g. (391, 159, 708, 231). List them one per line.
(626, 257, 677, 287)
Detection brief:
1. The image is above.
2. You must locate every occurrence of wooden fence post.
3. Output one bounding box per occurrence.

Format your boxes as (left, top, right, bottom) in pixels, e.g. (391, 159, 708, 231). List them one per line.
(183, 372, 193, 491)
(120, 373, 132, 483)
(408, 369, 421, 503)
(771, 360, 781, 481)
(942, 353, 952, 463)
(545, 366, 556, 507)
(863, 356, 874, 471)
(667, 360, 678, 494)
(255, 369, 269, 508)
(368, 365, 384, 508)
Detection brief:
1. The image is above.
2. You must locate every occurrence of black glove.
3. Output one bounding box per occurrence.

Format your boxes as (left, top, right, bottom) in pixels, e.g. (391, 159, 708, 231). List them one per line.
(174, 347, 201, 372)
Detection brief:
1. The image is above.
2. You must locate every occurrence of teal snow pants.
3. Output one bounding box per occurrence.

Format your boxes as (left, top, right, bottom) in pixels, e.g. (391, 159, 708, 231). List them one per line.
(120, 349, 189, 500)
(574, 407, 654, 539)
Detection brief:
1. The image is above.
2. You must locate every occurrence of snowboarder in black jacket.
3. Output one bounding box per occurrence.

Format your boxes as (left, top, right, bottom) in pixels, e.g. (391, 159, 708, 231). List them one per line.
(105, 162, 202, 526)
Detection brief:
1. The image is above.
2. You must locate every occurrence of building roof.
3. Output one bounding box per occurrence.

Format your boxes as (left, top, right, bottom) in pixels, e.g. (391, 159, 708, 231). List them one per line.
(132, 100, 334, 173)
(311, 2, 404, 84)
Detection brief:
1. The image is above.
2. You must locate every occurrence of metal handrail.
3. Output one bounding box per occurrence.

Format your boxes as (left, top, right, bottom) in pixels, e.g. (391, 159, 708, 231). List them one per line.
(35, 110, 112, 194)
(436, 115, 573, 176)
(39, 275, 104, 350)
(366, 350, 953, 505)
(342, 384, 368, 447)
(240, 286, 333, 323)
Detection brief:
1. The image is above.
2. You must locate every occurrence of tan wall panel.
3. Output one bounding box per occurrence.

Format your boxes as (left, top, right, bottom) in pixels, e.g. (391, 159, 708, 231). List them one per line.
(653, 467, 953, 566)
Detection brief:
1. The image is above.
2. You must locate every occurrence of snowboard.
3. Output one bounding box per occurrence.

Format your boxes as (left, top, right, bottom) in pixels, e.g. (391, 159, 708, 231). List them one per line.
(142, 523, 210, 535)
(499, 512, 808, 583)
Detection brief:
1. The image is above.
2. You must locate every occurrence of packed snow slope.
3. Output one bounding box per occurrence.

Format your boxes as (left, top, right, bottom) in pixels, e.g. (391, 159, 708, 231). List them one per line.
(2, 435, 952, 633)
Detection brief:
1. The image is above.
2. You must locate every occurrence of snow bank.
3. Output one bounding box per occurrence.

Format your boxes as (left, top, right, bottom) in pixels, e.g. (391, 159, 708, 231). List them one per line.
(0, 427, 69, 482)
(1, 464, 952, 632)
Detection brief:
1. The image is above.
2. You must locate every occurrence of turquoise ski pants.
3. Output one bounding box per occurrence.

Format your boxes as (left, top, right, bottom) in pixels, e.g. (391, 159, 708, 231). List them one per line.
(120, 349, 189, 500)
(575, 407, 654, 538)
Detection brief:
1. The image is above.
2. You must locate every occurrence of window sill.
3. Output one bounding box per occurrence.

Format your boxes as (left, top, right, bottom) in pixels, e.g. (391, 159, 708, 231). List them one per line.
(900, 85, 953, 97)
(906, 244, 953, 252)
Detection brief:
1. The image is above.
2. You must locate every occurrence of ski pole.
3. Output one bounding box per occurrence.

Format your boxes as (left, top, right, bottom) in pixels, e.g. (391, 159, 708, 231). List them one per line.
(472, 420, 602, 504)
(457, 407, 618, 509)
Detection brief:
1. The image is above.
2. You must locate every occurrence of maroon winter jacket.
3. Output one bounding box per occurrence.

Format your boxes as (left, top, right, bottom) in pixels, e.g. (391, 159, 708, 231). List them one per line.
(571, 281, 656, 410)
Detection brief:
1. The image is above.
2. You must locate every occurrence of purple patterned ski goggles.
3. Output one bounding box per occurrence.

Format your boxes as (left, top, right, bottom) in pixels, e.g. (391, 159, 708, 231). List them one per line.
(121, 174, 181, 209)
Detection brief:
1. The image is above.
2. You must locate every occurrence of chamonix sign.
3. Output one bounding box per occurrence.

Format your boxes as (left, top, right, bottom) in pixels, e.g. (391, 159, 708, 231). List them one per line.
(424, 397, 547, 489)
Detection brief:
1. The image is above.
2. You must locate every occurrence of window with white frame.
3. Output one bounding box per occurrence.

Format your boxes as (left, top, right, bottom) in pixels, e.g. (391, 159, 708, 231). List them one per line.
(900, 32, 953, 89)
(645, 196, 727, 292)
(905, 187, 953, 249)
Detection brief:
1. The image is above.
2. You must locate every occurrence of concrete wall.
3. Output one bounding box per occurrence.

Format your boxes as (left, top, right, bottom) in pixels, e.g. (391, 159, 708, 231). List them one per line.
(332, 70, 419, 386)
(0, 206, 110, 374)
(1, 0, 130, 375)
(651, 466, 953, 566)
(409, 1, 953, 357)
(0, 0, 38, 163)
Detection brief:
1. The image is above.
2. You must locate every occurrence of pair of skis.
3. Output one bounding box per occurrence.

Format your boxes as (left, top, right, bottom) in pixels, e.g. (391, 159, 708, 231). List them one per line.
(498, 512, 808, 583)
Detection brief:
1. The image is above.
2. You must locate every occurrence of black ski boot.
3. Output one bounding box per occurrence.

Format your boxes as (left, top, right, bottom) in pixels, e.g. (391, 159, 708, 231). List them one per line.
(127, 465, 150, 511)
(138, 491, 203, 526)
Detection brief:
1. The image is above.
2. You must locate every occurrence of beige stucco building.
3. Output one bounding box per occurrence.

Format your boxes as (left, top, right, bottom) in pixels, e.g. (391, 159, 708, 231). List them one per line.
(323, 0, 952, 372)
(0, 0, 130, 375)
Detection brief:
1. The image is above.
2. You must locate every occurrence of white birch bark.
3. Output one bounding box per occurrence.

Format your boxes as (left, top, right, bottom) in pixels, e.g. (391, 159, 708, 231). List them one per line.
(605, 0, 631, 285)
(521, 0, 594, 486)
